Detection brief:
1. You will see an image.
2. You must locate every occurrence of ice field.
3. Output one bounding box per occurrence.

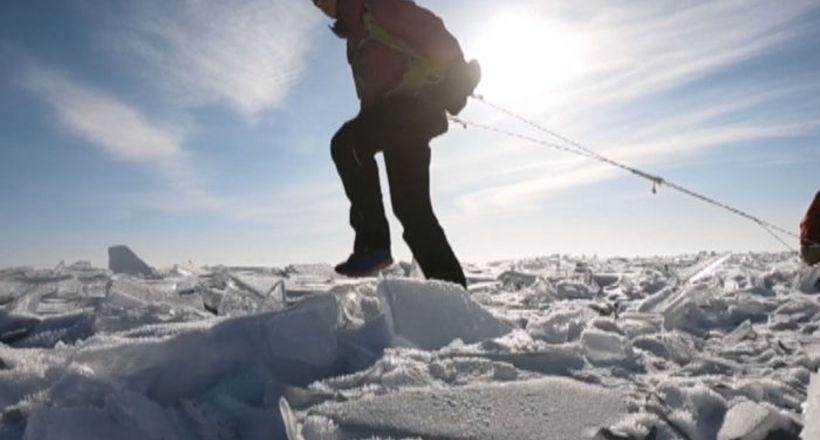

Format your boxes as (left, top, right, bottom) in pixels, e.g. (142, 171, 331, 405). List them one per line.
(1, 251, 819, 439)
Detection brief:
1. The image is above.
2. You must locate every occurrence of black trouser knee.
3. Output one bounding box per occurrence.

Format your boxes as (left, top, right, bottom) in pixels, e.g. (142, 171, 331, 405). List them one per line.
(331, 121, 390, 254)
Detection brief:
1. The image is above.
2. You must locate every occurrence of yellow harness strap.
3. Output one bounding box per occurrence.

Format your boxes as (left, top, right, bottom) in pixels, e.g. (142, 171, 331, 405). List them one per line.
(360, 9, 442, 91)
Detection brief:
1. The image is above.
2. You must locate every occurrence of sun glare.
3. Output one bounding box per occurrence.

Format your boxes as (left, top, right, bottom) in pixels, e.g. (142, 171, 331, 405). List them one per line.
(468, 12, 588, 102)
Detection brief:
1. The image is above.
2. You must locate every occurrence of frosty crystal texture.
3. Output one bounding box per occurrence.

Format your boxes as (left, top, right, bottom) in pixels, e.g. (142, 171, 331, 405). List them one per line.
(0, 253, 815, 440)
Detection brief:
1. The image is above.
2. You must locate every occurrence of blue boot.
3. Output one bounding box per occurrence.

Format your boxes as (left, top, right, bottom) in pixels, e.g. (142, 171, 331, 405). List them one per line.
(334, 249, 394, 277)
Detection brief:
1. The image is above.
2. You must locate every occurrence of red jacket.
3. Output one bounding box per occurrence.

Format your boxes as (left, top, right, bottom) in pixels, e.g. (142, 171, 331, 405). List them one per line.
(801, 191, 820, 246)
(334, 0, 464, 108)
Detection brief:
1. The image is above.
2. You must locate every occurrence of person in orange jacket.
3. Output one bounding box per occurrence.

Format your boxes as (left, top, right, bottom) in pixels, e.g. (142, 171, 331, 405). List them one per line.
(801, 191, 820, 266)
(313, 0, 480, 288)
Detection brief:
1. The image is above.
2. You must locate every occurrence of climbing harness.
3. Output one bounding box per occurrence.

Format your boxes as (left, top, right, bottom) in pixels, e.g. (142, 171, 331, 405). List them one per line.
(450, 95, 809, 252)
(358, 9, 442, 93)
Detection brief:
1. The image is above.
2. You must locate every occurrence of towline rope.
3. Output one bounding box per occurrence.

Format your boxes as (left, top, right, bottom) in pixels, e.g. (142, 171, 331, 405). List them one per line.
(449, 94, 805, 252)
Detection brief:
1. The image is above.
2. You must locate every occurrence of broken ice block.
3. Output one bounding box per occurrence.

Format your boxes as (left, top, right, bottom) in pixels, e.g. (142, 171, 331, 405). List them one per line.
(108, 245, 157, 277)
(378, 278, 512, 350)
(581, 328, 636, 366)
(717, 400, 800, 440)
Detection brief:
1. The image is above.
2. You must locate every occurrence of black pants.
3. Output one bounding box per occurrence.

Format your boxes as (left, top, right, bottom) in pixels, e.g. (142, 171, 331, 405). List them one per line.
(803, 244, 820, 266)
(331, 95, 467, 288)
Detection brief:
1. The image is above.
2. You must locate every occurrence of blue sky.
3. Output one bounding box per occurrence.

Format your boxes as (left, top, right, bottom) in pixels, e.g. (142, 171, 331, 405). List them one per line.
(1, 0, 819, 268)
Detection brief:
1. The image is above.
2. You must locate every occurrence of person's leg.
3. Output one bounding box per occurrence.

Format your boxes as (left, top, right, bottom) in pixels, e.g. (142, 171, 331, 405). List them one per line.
(802, 244, 820, 266)
(330, 119, 390, 256)
(383, 141, 467, 288)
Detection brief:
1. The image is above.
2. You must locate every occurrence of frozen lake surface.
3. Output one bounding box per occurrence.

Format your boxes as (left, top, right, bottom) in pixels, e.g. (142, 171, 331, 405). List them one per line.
(1, 252, 819, 439)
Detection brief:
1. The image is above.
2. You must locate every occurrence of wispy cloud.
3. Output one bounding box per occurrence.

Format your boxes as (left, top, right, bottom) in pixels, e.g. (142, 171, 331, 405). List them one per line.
(23, 67, 184, 161)
(454, 117, 820, 214)
(449, 0, 820, 214)
(456, 164, 617, 214)
(15, 0, 323, 214)
(228, 181, 345, 228)
(572, 0, 816, 106)
(111, 0, 322, 117)
(466, 0, 820, 123)
(22, 65, 221, 209)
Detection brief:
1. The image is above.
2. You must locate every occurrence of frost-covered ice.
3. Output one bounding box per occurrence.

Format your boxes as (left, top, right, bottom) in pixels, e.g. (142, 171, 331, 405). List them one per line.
(805, 374, 820, 440)
(307, 377, 628, 440)
(0, 252, 818, 439)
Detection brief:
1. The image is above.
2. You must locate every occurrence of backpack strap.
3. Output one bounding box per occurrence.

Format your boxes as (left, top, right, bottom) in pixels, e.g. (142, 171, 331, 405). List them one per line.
(358, 7, 443, 92)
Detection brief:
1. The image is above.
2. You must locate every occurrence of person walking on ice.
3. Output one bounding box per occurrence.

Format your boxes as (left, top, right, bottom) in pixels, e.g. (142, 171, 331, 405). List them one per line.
(801, 191, 820, 266)
(312, 0, 480, 288)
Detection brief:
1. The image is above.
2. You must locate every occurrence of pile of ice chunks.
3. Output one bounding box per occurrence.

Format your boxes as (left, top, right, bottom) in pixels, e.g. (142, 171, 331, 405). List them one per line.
(0, 261, 300, 349)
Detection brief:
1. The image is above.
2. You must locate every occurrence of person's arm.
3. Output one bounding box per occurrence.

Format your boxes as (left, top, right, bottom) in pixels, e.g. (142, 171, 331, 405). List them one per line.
(368, 0, 464, 69)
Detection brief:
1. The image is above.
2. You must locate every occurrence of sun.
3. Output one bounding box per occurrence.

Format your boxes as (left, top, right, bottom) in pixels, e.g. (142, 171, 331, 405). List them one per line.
(466, 11, 588, 102)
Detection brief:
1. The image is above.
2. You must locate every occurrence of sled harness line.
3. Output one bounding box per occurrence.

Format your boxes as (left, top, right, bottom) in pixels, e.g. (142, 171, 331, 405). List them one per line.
(448, 94, 805, 252)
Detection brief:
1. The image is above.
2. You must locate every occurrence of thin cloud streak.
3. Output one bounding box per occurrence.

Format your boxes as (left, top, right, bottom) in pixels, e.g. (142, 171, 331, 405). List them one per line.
(582, 1, 813, 98)
(456, 164, 617, 215)
(23, 67, 184, 161)
(476, 81, 817, 178)
(22, 65, 223, 210)
(448, 0, 820, 215)
(500, 0, 819, 124)
(14, 0, 324, 215)
(463, 0, 817, 121)
(455, 118, 819, 215)
(114, 0, 322, 117)
(606, 120, 820, 162)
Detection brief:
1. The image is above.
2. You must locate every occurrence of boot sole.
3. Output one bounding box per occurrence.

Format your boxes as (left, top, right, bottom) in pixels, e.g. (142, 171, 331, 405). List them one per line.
(336, 258, 394, 278)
